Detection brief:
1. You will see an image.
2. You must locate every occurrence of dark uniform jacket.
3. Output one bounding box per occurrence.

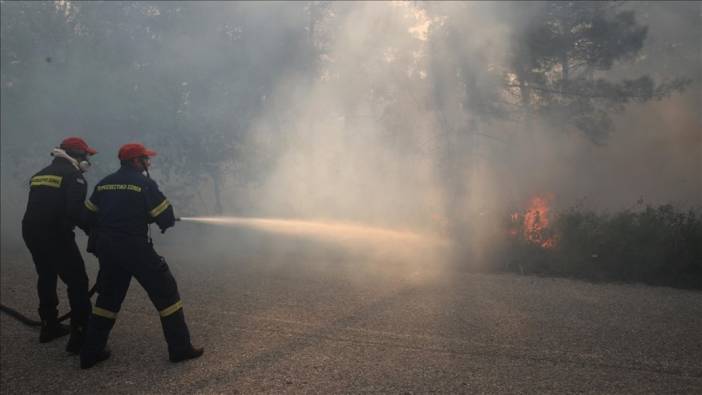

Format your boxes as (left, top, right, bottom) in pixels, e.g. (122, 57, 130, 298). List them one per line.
(23, 157, 88, 234)
(84, 165, 175, 241)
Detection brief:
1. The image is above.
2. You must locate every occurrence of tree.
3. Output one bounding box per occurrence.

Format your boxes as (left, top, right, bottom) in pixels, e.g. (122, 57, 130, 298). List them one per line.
(506, 1, 690, 143)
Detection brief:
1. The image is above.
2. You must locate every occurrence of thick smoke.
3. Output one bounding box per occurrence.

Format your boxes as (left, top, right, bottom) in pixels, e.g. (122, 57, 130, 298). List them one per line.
(1, 1, 699, 269)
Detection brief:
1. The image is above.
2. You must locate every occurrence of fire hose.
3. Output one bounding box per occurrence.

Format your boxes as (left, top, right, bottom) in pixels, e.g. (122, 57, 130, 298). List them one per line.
(0, 283, 98, 327)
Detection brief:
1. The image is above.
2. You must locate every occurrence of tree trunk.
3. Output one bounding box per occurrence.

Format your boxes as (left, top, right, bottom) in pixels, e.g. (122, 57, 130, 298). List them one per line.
(209, 170, 223, 215)
(561, 52, 569, 93)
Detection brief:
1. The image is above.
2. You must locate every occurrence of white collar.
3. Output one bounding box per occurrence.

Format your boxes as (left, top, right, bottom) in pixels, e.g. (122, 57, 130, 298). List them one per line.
(51, 148, 80, 171)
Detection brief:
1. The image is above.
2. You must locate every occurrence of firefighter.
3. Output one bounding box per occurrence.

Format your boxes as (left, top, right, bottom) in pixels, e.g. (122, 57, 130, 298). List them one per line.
(21, 137, 96, 353)
(80, 143, 203, 369)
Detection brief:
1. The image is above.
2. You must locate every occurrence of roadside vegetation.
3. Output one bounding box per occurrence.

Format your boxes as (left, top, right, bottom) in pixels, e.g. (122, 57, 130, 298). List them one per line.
(496, 203, 702, 290)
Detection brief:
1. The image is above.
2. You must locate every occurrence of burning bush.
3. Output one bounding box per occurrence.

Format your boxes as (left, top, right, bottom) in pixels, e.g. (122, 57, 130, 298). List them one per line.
(496, 200, 702, 289)
(509, 194, 557, 249)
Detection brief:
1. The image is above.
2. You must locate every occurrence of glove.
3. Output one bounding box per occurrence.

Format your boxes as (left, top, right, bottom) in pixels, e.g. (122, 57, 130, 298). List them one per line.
(159, 220, 175, 234)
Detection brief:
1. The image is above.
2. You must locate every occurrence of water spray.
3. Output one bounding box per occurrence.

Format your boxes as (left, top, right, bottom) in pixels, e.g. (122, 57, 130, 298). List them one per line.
(176, 216, 445, 246)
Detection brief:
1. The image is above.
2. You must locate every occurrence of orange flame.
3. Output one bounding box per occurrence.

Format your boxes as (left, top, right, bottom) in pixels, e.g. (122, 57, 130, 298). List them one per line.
(524, 194, 555, 248)
(511, 194, 556, 249)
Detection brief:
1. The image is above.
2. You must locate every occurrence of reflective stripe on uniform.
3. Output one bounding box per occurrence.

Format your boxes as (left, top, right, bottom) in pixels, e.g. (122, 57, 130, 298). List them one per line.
(30, 175, 62, 188)
(93, 306, 117, 319)
(159, 300, 183, 317)
(85, 200, 98, 212)
(96, 184, 142, 192)
(149, 199, 170, 218)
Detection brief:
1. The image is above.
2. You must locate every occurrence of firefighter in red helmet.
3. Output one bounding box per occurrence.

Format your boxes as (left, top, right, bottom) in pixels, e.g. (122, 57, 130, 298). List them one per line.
(22, 137, 97, 353)
(80, 143, 203, 369)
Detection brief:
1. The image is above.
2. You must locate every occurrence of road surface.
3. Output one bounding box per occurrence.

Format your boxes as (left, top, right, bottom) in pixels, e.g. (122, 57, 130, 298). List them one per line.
(2, 233, 701, 393)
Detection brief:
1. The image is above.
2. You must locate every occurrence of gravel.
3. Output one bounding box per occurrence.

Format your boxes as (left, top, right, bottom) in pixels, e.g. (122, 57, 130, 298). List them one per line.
(2, 238, 701, 394)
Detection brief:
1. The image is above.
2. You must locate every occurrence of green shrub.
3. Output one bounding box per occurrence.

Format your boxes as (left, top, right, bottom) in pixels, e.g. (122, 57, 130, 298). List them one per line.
(495, 204, 702, 289)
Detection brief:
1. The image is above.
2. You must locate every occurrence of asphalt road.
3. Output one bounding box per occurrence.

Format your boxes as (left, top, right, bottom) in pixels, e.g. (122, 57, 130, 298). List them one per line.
(1, 233, 701, 394)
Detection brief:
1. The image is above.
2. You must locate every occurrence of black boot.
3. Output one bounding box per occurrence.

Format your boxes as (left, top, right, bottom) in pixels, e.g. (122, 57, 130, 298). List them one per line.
(39, 320, 70, 343)
(80, 347, 111, 369)
(81, 314, 115, 368)
(160, 309, 200, 363)
(169, 345, 204, 363)
(65, 324, 86, 354)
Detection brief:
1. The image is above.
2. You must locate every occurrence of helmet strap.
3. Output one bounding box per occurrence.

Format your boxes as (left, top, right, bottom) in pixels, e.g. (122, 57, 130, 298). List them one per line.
(138, 157, 151, 179)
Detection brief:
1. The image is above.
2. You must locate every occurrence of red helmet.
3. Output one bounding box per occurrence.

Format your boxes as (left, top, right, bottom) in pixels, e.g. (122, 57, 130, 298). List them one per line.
(118, 143, 157, 161)
(60, 137, 97, 155)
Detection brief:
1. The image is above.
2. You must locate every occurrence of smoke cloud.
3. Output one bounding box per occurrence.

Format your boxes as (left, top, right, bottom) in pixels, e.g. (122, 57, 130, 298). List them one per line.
(1, 1, 699, 270)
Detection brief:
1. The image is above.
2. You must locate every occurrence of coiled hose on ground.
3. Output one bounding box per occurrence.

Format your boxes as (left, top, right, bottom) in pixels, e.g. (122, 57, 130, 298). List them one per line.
(0, 283, 98, 326)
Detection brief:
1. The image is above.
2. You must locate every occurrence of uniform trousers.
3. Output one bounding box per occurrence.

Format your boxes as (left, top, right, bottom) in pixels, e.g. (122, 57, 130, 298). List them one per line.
(22, 223, 91, 326)
(81, 233, 192, 358)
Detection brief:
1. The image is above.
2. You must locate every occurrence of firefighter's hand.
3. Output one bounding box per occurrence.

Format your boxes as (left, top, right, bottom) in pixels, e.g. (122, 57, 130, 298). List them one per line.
(159, 221, 175, 234)
(157, 213, 176, 234)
